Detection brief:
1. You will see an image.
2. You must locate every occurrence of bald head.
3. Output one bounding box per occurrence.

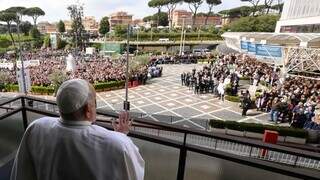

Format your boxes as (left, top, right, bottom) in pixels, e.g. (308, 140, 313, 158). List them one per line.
(56, 79, 96, 122)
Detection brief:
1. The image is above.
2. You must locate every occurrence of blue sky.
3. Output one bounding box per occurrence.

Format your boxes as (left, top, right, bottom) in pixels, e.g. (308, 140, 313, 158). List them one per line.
(0, 0, 251, 22)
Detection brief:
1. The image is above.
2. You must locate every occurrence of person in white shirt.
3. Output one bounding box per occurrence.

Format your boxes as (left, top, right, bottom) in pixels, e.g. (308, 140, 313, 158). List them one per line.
(11, 79, 145, 180)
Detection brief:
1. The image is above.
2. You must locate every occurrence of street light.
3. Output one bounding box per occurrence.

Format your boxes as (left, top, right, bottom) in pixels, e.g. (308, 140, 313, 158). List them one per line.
(16, 12, 27, 95)
(179, 15, 186, 56)
(123, 24, 131, 111)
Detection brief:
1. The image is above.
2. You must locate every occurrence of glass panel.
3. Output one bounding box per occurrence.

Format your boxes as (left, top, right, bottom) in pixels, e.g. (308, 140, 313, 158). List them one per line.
(131, 138, 180, 180)
(184, 151, 301, 180)
(0, 112, 24, 165)
(26, 112, 54, 125)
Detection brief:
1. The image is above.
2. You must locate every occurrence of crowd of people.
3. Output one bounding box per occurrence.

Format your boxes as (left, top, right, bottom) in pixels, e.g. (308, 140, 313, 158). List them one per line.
(180, 53, 320, 130)
(0, 50, 151, 86)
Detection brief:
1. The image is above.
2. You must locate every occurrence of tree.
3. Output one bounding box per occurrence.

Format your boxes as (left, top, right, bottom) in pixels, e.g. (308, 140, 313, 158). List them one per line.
(0, 11, 17, 46)
(114, 25, 127, 38)
(99, 16, 110, 35)
(228, 14, 279, 32)
(184, 0, 203, 27)
(48, 69, 67, 96)
(240, 0, 261, 16)
(163, 0, 182, 29)
(205, 0, 221, 26)
(57, 20, 65, 33)
(20, 21, 32, 36)
(271, 1, 283, 14)
(29, 27, 40, 38)
(148, 0, 166, 27)
(23, 7, 45, 26)
(67, 4, 85, 50)
(143, 12, 169, 26)
(263, 0, 274, 14)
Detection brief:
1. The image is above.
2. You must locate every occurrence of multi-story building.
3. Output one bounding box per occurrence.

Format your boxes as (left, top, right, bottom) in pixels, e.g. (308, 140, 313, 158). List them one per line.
(63, 20, 72, 32)
(172, 10, 221, 28)
(109, 11, 133, 30)
(172, 10, 192, 28)
(37, 21, 57, 34)
(275, 0, 320, 33)
(83, 16, 99, 34)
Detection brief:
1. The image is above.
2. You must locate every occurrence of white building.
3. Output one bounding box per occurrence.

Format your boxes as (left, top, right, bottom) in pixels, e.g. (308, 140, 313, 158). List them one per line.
(275, 0, 320, 33)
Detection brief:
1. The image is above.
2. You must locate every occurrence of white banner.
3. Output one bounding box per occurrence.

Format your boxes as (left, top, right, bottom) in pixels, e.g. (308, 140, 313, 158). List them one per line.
(0, 62, 14, 70)
(17, 69, 31, 93)
(16, 60, 40, 68)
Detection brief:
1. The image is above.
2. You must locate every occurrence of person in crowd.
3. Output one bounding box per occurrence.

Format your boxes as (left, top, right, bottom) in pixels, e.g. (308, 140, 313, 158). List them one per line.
(11, 79, 145, 180)
(241, 90, 251, 116)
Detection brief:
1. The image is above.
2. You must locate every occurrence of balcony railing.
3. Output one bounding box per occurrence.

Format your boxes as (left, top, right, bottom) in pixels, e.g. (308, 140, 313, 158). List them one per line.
(0, 96, 320, 180)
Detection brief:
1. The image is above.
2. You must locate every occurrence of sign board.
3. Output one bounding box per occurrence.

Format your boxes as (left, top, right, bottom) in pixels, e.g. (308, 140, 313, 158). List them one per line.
(101, 43, 123, 54)
(66, 54, 76, 72)
(255, 44, 282, 58)
(240, 41, 248, 50)
(17, 69, 31, 93)
(86, 47, 96, 55)
(247, 42, 256, 53)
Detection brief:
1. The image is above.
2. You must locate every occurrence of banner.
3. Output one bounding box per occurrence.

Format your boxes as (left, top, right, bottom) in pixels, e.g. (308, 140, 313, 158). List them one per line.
(17, 69, 31, 93)
(247, 42, 256, 53)
(240, 41, 248, 50)
(0, 62, 14, 70)
(256, 44, 282, 58)
(16, 60, 40, 68)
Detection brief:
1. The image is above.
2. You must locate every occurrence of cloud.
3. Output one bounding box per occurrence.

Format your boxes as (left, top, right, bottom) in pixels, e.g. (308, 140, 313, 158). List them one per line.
(0, 0, 251, 23)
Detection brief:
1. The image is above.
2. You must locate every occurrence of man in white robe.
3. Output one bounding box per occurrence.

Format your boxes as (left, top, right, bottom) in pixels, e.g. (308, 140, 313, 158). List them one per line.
(11, 79, 145, 180)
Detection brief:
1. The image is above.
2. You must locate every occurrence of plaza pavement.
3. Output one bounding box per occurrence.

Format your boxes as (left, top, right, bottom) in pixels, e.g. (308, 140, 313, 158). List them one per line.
(95, 64, 280, 130)
(0, 64, 285, 130)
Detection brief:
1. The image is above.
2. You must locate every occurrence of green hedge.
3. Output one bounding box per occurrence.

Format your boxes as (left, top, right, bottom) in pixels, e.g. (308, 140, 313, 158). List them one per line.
(240, 76, 250, 81)
(94, 81, 125, 90)
(2, 81, 126, 94)
(209, 120, 308, 138)
(31, 86, 55, 94)
(225, 95, 241, 102)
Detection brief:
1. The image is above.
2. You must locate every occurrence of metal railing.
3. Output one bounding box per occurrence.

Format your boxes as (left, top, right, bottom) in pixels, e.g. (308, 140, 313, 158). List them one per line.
(0, 96, 320, 180)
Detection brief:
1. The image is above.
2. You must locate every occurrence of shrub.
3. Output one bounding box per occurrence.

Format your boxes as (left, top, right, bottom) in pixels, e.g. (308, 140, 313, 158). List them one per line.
(240, 76, 250, 81)
(31, 86, 55, 95)
(225, 95, 240, 102)
(243, 123, 266, 134)
(209, 120, 225, 129)
(209, 120, 308, 138)
(5, 84, 19, 92)
(93, 81, 125, 90)
(225, 121, 244, 131)
(278, 127, 308, 138)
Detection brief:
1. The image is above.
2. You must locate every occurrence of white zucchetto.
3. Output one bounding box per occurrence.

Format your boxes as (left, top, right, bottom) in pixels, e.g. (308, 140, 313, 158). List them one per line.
(56, 79, 90, 114)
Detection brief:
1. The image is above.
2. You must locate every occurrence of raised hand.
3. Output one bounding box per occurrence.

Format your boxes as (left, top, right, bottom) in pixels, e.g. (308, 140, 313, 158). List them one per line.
(112, 111, 132, 135)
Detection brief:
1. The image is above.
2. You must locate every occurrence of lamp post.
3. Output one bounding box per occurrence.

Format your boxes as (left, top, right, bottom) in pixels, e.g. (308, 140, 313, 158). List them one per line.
(179, 16, 186, 56)
(124, 24, 131, 111)
(16, 12, 27, 95)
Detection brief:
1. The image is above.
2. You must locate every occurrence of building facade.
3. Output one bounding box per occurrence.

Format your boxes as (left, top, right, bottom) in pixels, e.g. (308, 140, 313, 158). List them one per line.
(172, 10, 221, 28)
(109, 11, 133, 30)
(275, 0, 320, 33)
(37, 21, 57, 34)
(83, 16, 99, 34)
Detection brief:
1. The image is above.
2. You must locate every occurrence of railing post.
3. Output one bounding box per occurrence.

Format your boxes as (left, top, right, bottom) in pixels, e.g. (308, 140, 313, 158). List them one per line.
(21, 97, 28, 130)
(177, 133, 187, 180)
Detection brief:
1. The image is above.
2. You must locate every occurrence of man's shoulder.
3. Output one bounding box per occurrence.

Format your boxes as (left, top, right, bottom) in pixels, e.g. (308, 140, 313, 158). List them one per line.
(29, 117, 59, 127)
(91, 125, 135, 150)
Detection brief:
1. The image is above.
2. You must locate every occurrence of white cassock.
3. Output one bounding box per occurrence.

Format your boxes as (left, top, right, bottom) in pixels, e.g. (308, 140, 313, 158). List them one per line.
(11, 117, 145, 180)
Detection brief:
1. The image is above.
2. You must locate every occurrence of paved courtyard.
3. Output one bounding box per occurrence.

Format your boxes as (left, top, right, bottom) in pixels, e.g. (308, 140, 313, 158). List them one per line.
(96, 64, 276, 130)
(0, 64, 281, 130)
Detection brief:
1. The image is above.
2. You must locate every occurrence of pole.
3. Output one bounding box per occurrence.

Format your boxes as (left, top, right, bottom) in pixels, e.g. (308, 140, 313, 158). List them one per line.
(179, 17, 185, 56)
(136, 28, 139, 54)
(124, 24, 130, 111)
(182, 29, 186, 54)
(17, 13, 27, 95)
